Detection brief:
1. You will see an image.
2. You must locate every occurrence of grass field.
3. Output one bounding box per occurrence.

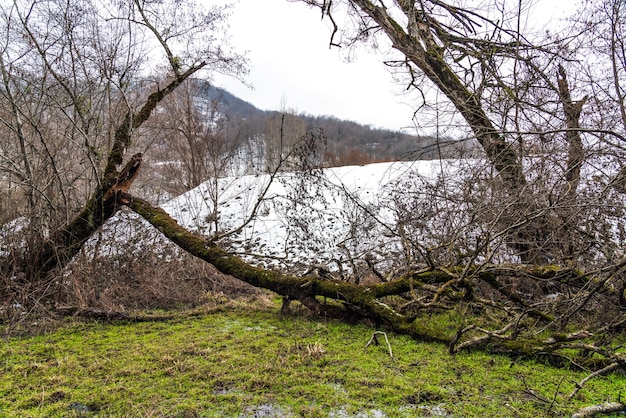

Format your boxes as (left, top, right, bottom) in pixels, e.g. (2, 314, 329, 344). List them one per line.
(1, 299, 624, 417)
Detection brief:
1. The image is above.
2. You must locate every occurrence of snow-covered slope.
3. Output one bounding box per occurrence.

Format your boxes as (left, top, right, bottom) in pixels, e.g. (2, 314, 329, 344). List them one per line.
(161, 160, 454, 272)
(4, 155, 624, 279)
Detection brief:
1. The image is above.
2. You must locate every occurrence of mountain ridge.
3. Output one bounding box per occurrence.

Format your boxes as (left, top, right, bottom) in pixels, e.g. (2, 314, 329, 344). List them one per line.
(202, 83, 466, 162)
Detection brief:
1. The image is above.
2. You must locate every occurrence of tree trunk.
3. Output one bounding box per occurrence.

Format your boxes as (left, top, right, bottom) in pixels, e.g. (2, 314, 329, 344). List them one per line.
(127, 196, 625, 370)
(348, 0, 526, 192)
(28, 65, 206, 280)
(557, 64, 587, 197)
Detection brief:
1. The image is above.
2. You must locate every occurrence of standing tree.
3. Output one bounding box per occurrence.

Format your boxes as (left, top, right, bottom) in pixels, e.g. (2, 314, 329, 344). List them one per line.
(148, 79, 243, 195)
(144, 79, 246, 235)
(264, 112, 308, 171)
(292, 0, 626, 265)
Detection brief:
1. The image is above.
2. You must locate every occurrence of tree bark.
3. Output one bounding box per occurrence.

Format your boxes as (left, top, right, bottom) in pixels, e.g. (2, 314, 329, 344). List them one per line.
(347, 0, 526, 191)
(29, 65, 206, 280)
(127, 196, 625, 370)
(557, 64, 587, 196)
(572, 402, 626, 418)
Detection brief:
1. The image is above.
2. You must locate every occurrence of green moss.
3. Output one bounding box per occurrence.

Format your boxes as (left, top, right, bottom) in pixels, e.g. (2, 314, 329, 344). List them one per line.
(2, 307, 624, 417)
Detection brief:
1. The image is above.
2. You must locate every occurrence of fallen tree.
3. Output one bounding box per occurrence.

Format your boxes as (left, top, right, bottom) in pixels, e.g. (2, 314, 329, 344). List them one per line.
(127, 194, 626, 373)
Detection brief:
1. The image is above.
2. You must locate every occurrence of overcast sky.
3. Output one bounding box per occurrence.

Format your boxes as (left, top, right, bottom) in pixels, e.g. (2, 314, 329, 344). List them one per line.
(212, 0, 575, 132)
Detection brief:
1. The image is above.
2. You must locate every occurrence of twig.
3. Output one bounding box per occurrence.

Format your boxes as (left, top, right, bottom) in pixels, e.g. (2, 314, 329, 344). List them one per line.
(567, 362, 621, 401)
(449, 324, 475, 354)
(550, 375, 566, 413)
(450, 321, 518, 353)
(365, 331, 394, 359)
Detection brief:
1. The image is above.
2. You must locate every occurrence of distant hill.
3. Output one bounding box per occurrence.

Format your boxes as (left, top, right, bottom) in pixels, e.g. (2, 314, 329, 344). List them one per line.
(202, 85, 261, 118)
(201, 84, 474, 163)
(138, 80, 478, 199)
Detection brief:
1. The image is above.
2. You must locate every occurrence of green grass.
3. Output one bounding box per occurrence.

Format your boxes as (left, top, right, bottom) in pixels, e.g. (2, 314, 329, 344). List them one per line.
(1, 302, 624, 417)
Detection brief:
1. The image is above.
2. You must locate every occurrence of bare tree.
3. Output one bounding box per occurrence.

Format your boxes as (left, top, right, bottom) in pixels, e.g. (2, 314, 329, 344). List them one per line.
(289, 0, 626, 265)
(147, 80, 241, 193)
(0, 0, 246, 284)
(264, 112, 308, 171)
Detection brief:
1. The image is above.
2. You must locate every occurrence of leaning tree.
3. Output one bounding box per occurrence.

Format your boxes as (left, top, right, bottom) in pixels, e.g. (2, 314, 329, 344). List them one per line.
(0, 0, 246, 283)
(291, 0, 626, 266)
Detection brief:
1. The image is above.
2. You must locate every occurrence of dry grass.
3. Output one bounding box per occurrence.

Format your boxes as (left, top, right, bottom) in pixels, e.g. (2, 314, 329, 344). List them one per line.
(1, 244, 263, 337)
(60, 251, 259, 311)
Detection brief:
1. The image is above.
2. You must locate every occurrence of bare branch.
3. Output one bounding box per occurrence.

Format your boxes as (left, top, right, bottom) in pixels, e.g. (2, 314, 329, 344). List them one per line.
(365, 331, 394, 358)
(568, 363, 621, 402)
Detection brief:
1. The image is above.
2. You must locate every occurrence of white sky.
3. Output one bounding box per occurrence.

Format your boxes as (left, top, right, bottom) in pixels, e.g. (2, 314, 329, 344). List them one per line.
(212, 0, 575, 132)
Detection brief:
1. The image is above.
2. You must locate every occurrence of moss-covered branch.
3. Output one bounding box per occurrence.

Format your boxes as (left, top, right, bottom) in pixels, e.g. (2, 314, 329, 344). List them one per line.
(129, 197, 453, 342)
(128, 197, 626, 371)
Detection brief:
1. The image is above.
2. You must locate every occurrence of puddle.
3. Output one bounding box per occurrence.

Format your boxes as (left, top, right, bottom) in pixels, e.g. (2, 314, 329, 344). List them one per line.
(330, 409, 387, 417)
(240, 403, 289, 417)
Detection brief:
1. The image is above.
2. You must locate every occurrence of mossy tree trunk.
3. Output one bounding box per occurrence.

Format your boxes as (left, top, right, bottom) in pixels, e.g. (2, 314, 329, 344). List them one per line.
(29, 65, 206, 281)
(128, 196, 626, 370)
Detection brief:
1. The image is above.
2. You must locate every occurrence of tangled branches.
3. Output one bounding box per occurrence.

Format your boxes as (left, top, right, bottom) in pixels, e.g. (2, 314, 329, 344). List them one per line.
(129, 197, 626, 376)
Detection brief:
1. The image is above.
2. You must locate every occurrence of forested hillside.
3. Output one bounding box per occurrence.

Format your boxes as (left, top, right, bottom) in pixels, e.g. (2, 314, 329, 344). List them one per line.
(202, 86, 452, 166)
(202, 85, 470, 164)
(139, 80, 472, 197)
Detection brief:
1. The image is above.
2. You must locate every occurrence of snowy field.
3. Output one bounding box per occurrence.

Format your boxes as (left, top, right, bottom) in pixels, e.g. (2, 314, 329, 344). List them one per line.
(14, 159, 462, 279)
(160, 160, 456, 272)
(4, 155, 621, 277)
